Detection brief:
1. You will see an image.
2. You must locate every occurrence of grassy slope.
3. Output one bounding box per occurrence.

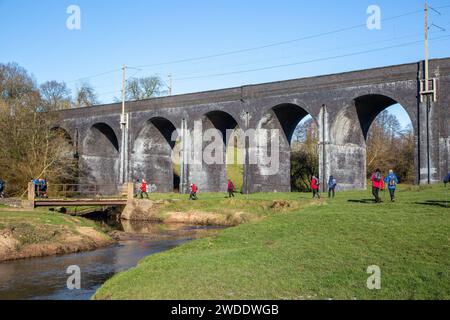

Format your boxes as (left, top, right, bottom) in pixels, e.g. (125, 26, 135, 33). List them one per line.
(0, 210, 107, 249)
(94, 185, 450, 300)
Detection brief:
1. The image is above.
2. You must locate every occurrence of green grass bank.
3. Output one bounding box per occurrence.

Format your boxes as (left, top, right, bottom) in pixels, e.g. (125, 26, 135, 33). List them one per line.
(94, 185, 449, 300)
(0, 209, 113, 262)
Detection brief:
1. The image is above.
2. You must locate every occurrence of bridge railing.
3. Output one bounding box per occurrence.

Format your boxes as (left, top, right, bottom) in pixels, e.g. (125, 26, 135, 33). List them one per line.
(32, 183, 128, 200)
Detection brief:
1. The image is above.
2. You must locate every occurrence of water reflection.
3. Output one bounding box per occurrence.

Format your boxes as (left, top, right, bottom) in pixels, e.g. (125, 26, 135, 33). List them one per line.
(0, 221, 221, 300)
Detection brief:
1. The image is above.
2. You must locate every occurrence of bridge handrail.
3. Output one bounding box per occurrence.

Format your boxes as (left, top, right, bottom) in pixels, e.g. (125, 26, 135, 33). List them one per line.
(28, 182, 130, 201)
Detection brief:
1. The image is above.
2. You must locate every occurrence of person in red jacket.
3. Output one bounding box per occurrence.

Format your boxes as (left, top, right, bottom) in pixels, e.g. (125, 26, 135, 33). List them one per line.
(227, 179, 235, 198)
(138, 179, 149, 199)
(189, 183, 198, 200)
(371, 169, 384, 203)
(311, 176, 320, 199)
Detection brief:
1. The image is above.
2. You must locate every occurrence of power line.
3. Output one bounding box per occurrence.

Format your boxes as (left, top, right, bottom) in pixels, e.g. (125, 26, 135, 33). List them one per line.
(171, 31, 435, 79)
(66, 68, 122, 84)
(68, 3, 450, 101)
(174, 34, 450, 81)
(58, 4, 450, 86)
(134, 9, 426, 69)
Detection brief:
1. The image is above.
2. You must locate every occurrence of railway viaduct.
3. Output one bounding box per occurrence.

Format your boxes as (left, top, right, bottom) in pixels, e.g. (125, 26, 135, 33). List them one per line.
(54, 58, 450, 194)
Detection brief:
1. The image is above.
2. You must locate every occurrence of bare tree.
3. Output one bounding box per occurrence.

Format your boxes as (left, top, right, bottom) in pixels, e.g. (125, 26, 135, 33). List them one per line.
(125, 76, 168, 101)
(40, 80, 71, 111)
(0, 62, 39, 114)
(367, 110, 413, 182)
(291, 117, 319, 191)
(74, 82, 99, 107)
(0, 63, 78, 195)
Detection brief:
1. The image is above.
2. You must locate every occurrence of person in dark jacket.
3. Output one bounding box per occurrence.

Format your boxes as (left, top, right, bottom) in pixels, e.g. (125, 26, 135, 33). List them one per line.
(328, 175, 337, 198)
(384, 170, 399, 202)
(0, 179, 5, 198)
(32, 178, 39, 197)
(444, 173, 450, 187)
(311, 176, 320, 199)
(371, 169, 384, 203)
(227, 179, 235, 198)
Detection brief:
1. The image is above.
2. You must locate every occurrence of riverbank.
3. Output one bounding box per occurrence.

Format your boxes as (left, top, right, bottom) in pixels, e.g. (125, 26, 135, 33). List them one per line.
(122, 194, 316, 226)
(94, 185, 450, 300)
(0, 210, 114, 262)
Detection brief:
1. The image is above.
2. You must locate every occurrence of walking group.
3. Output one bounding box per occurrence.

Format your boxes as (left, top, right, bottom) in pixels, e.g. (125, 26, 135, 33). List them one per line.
(190, 179, 236, 200)
(133, 177, 237, 201)
(32, 178, 48, 198)
(310, 175, 337, 199)
(310, 169, 402, 203)
(370, 169, 399, 203)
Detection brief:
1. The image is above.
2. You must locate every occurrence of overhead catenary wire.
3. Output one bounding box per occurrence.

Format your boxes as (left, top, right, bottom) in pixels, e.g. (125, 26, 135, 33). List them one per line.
(62, 4, 450, 85)
(133, 9, 428, 70)
(63, 3, 450, 101)
(170, 31, 442, 80)
(173, 34, 450, 81)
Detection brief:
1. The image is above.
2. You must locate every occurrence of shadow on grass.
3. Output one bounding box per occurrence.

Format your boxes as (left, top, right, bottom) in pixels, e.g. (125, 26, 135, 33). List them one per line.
(347, 199, 377, 204)
(415, 200, 449, 208)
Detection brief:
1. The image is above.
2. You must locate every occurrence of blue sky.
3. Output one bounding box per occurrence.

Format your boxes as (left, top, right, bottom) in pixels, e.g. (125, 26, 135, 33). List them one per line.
(1, 0, 450, 128)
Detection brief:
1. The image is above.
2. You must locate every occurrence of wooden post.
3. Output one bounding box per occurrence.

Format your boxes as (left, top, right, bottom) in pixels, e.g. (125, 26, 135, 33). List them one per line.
(127, 182, 134, 202)
(28, 182, 35, 201)
(21, 182, 35, 209)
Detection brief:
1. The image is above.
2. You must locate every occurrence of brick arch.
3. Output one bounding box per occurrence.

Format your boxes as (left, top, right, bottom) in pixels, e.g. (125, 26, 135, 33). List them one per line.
(80, 122, 120, 186)
(131, 117, 178, 193)
(328, 93, 416, 190)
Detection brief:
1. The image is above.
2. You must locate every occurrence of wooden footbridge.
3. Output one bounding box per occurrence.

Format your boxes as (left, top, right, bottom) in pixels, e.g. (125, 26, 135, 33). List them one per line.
(23, 182, 134, 209)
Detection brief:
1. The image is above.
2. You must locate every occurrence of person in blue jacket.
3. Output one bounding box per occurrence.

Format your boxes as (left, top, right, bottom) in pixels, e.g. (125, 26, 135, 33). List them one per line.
(327, 175, 337, 198)
(384, 170, 399, 202)
(444, 172, 450, 187)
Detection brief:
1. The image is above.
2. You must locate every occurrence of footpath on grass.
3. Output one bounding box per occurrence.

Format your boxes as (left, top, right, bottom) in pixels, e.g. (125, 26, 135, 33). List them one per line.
(94, 185, 450, 300)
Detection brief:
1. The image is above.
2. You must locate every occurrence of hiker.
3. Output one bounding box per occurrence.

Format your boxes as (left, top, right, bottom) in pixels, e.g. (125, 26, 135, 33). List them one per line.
(37, 178, 47, 198)
(384, 170, 399, 202)
(311, 176, 320, 199)
(189, 183, 198, 200)
(134, 178, 140, 197)
(32, 178, 39, 197)
(371, 169, 384, 203)
(227, 179, 235, 198)
(40, 178, 48, 198)
(0, 179, 5, 198)
(328, 175, 337, 198)
(138, 179, 149, 199)
(444, 172, 450, 187)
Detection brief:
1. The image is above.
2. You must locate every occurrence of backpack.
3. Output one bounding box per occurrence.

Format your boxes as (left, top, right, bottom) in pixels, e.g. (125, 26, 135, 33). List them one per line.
(444, 174, 450, 184)
(389, 176, 397, 187)
(374, 172, 381, 183)
(331, 178, 337, 187)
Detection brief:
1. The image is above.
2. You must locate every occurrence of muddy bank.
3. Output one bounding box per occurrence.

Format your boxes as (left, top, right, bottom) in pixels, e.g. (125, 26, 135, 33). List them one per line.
(121, 199, 254, 226)
(109, 220, 223, 241)
(0, 223, 114, 263)
(121, 199, 301, 226)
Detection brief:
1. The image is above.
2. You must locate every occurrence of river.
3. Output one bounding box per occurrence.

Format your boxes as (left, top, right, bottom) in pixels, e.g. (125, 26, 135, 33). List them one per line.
(0, 220, 222, 300)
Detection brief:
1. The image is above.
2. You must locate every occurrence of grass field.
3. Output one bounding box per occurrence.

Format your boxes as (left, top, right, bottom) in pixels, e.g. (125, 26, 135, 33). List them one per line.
(94, 184, 449, 300)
